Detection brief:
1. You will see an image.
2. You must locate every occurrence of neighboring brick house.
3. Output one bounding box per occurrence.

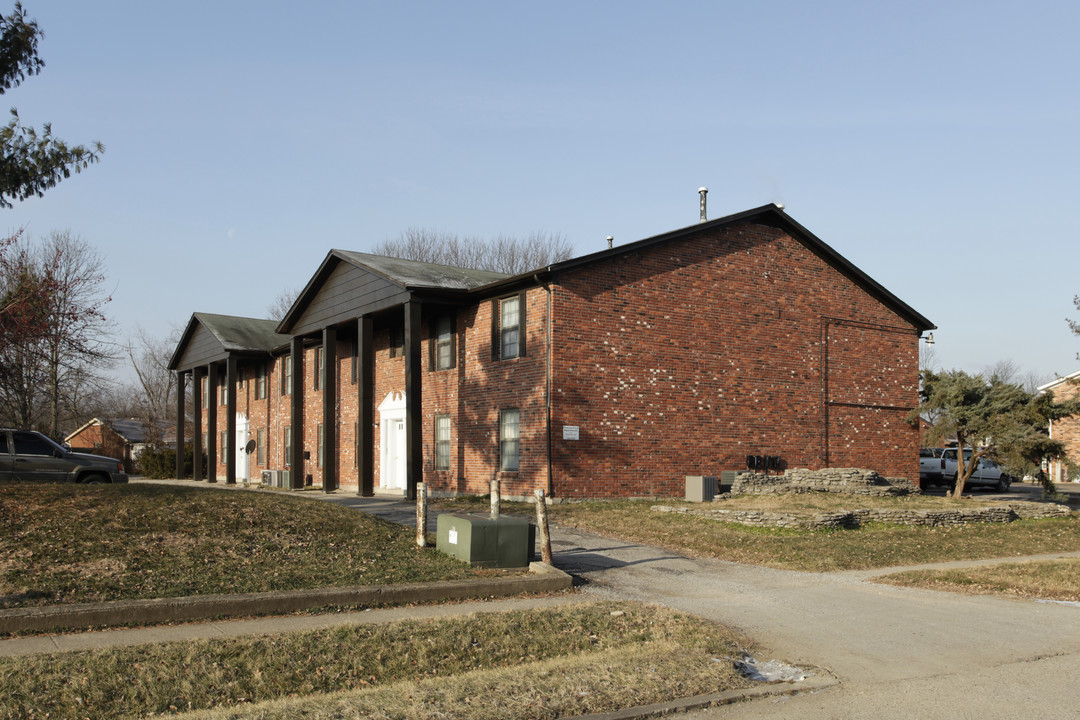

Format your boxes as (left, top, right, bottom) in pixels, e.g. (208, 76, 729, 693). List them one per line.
(168, 203, 934, 499)
(64, 417, 160, 472)
(1038, 370, 1080, 483)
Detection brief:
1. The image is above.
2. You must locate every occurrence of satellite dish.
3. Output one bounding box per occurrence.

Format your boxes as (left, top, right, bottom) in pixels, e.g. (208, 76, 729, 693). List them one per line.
(245, 439, 256, 454)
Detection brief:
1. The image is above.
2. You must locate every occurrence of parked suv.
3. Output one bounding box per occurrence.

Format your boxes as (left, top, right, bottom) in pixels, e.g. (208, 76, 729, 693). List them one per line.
(0, 429, 128, 483)
(940, 448, 1012, 492)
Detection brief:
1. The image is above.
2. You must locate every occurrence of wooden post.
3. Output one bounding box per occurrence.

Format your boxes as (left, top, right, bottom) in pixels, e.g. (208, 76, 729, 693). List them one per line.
(490, 477, 501, 519)
(174, 371, 186, 479)
(404, 300, 422, 501)
(356, 315, 374, 496)
(534, 489, 552, 564)
(416, 482, 427, 548)
(321, 327, 337, 493)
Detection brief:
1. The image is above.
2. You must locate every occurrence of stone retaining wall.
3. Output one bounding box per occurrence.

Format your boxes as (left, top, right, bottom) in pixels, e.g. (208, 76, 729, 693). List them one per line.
(731, 468, 919, 497)
(652, 502, 1072, 530)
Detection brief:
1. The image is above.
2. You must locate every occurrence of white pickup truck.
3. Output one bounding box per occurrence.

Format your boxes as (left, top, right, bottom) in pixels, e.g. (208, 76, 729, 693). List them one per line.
(919, 447, 946, 486)
(940, 448, 1013, 492)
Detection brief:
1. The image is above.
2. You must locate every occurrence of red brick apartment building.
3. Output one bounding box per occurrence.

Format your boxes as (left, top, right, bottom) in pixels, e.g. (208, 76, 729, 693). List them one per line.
(168, 204, 935, 499)
(1039, 370, 1080, 484)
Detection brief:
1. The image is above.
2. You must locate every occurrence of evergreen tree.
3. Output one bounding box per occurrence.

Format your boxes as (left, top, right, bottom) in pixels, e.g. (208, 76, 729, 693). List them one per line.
(915, 369, 1077, 498)
(0, 2, 102, 207)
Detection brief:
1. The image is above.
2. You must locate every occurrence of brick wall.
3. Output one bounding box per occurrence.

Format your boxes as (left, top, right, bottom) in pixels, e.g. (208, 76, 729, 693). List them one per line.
(67, 423, 127, 468)
(548, 221, 921, 498)
(194, 220, 920, 498)
(368, 292, 550, 498)
(1049, 379, 1080, 482)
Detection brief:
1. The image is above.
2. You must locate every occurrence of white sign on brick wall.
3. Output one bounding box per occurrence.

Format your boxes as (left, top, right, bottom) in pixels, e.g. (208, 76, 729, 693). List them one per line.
(563, 425, 580, 440)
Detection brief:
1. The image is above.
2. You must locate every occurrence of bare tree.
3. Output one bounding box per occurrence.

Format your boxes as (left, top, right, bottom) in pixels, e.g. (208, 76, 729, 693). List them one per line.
(1071, 294, 1080, 360)
(919, 342, 938, 375)
(123, 327, 177, 446)
(266, 286, 300, 321)
(0, 235, 51, 429)
(371, 228, 573, 275)
(0, 230, 114, 435)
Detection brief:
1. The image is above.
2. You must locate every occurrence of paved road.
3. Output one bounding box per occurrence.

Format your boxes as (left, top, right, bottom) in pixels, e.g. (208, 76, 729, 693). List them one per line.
(319, 489, 1080, 718)
(136, 481, 1080, 718)
(549, 526, 1080, 719)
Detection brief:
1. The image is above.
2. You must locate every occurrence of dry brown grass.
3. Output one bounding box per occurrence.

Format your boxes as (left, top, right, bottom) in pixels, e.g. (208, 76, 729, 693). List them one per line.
(176, 641, 753, 720)
(536, 499, 1080, 572)
(877, 558, 1080, 602)
(0, 601, 757, 720)
(0, 483, 480, 608)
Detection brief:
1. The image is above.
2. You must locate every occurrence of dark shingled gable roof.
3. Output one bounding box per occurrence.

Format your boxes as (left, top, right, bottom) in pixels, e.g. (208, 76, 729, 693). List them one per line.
(332, 250, 511, 290)
(191, 312, 290, 352)
(168, 312, 293, 371)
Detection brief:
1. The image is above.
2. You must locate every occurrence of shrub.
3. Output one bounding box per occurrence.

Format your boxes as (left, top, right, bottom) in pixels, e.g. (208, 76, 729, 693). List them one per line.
(137, 444, 199, 478)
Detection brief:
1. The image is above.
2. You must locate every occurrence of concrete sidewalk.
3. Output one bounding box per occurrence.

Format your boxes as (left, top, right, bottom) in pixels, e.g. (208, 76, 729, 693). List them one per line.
(0, 594, 580, 658)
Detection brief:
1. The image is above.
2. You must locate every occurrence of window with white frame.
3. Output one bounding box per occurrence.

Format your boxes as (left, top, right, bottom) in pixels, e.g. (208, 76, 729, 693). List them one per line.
(283, 426, 292, 467)
(496, 295, 524, 360)
(317, 423, 324, 468)
(435, 414, 450, 470)
(281, 355, 292, 395)
(255, 364, 267, 400)
(499, 408, 520, 471)
(434, 314, 454, 370)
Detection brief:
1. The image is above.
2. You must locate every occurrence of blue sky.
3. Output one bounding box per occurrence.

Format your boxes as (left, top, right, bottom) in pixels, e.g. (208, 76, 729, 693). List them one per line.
(5, 1, 1079, 384)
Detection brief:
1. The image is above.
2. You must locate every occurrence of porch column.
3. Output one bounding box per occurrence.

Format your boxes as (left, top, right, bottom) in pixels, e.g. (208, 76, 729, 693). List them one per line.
(225, 355, 237, 485)
(289, 337, 305, 489)
(357, 316, 374, 496)
(174, 371, 186, 478)
(322, 327, 338, 492)
(193, 366, 204, 482)
(404, 299, 422, 501)
(207, 363, 218, 483)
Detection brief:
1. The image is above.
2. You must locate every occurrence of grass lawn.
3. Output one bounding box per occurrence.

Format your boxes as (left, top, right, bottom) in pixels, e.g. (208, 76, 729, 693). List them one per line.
(877, 558, 1080, 603)
(435, 494, 1080, 573)
(0, 601, 758, 720)
(0, 483, 479, 608)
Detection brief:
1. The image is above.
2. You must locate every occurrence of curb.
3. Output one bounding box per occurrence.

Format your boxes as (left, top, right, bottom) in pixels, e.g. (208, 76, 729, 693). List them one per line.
(0, 561, 572, 635)
(563, 675, 839, 720)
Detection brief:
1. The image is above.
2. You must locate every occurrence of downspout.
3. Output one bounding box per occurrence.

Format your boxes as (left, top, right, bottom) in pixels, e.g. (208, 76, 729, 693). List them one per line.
(534, 273, 555, 497)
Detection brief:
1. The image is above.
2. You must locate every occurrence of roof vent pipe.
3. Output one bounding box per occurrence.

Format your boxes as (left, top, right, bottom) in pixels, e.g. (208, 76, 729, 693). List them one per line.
(606, 236, 613, 249)
(698, 187, 708, 222)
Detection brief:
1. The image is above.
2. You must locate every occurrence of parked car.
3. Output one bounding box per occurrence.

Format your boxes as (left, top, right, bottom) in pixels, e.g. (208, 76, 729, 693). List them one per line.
(920, 447, 946, 485)
(940, 448, 1012, 492)
(0, 429, 128, 483)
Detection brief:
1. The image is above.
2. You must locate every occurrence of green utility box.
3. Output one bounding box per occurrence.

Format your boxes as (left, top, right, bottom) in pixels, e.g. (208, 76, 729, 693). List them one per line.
(436, 513, 536, 568)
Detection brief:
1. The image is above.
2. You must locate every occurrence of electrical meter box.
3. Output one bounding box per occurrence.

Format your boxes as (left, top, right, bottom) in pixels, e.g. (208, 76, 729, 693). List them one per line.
(436, 513, 536, 568)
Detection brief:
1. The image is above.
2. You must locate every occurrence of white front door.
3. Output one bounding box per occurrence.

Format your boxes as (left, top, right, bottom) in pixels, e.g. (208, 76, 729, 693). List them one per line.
(236, 414, 249, 482)
(386, 418, 406, 490)
(378, 391, 408, 491)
